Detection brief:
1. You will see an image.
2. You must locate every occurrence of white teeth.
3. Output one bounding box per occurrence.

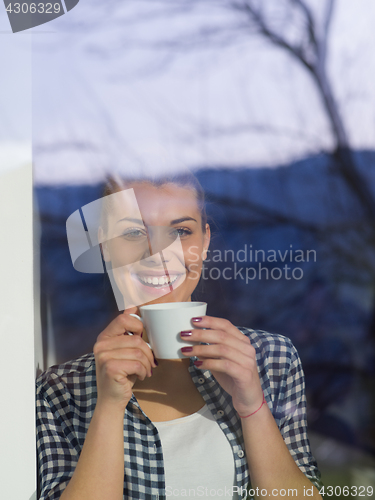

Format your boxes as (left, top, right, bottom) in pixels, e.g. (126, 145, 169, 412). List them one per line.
(138, 274, 179, 286)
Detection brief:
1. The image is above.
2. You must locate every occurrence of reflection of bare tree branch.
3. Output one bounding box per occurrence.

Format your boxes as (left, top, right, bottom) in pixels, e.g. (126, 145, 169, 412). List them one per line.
(315, 230, 375, 281)
(211, 191, 375, 279)
(321, 0, 335, 63)
(293, 0, 317, 49)
(211, 193, 360, 234)
(142, 25, 246, 50)
(34, 142, 101, 153)
(232, 2, 314, 71)
(181, 121, 322, 145)
(124, 0, 375, 220)
(78, 1, 375, 221)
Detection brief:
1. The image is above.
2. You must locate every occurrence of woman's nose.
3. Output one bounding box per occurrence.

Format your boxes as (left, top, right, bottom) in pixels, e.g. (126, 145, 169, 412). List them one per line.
(148, 227, 174, 256)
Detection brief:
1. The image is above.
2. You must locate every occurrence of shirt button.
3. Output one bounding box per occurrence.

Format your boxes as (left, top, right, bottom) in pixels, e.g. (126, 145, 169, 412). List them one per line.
(237, 449, 244, 458)
(198, 378, 205, 384)
(217, 410, 224, 417)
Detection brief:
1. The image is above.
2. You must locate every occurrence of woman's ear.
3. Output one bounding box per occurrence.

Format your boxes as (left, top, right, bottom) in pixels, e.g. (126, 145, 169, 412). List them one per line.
(98, 226, 111, 262)
(202, 223, 211, 260)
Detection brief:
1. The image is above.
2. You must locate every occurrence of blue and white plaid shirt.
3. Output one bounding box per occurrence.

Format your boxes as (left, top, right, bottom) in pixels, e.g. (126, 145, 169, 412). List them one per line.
(36, 328, 323, 499)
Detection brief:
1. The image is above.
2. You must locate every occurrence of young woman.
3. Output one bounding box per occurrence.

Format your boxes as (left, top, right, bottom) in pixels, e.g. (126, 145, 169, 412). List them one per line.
(36, 174, 323, 500)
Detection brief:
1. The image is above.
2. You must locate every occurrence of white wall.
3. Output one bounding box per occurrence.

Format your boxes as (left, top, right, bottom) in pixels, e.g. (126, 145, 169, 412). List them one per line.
(0, 20, 37, 500)
(0, 164, 37, 500)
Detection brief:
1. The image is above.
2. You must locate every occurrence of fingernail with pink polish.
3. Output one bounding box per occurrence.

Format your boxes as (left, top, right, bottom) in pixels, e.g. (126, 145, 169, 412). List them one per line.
(192, 317, 202, 323)
(181, 346, 193, 353)
(181, 330, 192, 336)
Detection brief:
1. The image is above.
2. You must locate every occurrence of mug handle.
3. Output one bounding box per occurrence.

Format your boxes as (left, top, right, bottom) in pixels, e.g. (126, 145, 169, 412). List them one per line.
(127, 313, 152, 350)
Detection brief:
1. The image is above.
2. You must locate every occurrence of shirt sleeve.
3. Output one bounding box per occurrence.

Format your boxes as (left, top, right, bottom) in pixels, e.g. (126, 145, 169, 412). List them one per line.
(273, 340, 323, 491)
(36, 382, 79, 500)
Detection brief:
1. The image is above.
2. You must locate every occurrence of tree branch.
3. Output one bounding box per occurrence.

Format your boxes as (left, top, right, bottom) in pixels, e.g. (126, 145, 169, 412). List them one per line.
(231, 1, 315, 72)
(209, 192, 367, 235)
(319, 0, 335, 65)
(292, 0, 318, 50)
(323, 0, 335, 45)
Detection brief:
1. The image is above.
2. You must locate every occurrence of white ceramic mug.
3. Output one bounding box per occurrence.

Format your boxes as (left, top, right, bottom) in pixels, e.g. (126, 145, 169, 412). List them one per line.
(138, 301, 207, 359)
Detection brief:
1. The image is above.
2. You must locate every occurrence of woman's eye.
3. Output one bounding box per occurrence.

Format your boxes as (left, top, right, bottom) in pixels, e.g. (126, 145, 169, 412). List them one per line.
(121, 228, 147, 241)
(171, 227, 192, 238)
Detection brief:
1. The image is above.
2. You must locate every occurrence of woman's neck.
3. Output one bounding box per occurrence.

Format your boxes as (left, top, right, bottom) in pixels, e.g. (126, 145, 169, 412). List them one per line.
(131, 357, 206, 421)
(133, 358, 192, 393)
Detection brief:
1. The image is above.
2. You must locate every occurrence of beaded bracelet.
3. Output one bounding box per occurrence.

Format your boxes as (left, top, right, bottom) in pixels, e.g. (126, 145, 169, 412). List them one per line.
(238, 392, 266, 419)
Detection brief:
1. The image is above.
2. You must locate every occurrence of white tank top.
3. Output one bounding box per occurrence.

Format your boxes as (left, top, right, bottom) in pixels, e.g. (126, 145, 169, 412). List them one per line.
(153, 404, 239, 499)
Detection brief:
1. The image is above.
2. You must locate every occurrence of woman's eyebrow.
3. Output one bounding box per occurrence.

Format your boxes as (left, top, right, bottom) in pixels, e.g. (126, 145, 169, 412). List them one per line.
(170, 216, 197, 225)
(116, 216, 197, 225)
(116, 217, 144, 225)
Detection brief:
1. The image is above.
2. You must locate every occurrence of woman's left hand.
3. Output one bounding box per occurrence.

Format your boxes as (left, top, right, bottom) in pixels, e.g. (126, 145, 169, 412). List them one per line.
(181, 316, 264, 417)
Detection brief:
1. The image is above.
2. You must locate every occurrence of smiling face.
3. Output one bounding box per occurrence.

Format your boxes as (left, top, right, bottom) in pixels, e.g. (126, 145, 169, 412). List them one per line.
(99, 182, 210, 310)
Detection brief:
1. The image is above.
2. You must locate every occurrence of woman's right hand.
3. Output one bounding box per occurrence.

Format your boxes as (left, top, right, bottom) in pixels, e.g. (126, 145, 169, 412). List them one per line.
(93, 308, 156, 410)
